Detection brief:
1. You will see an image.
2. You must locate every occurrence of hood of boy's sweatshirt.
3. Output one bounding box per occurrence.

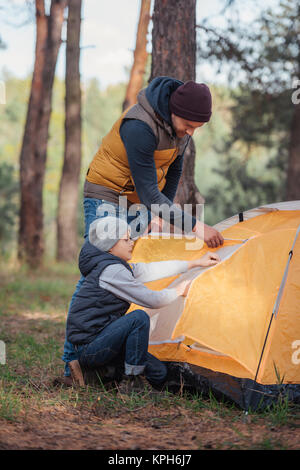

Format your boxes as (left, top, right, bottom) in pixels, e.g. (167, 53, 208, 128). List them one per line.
(78, 241, 106, 277)
(137, 76, 183, 131)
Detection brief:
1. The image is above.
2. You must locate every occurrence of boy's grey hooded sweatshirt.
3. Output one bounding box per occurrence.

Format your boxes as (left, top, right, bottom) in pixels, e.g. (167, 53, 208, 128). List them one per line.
(99, 258, 188, 308)
(67, 240, 188, 345)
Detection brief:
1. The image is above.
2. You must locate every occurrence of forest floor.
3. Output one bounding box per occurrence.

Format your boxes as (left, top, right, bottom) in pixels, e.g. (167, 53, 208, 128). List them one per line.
(0, 262, 299, 451)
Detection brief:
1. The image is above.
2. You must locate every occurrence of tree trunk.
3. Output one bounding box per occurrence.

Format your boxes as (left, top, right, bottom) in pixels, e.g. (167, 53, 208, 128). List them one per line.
(174, 138, 204, 205)
(56, 0, 82, 262)
(18, 0, 67, 268)
(150, 0, 196, 82)
(150, 0, 204, 211)
(122, 0, 151, 111)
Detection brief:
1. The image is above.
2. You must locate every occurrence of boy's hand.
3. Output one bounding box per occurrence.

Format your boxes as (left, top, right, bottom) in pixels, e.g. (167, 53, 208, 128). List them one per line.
(175, 252, 221, 297)
(176, 280, 192, 297)
(189, 252, 221, 269)
(199, 252, 221, 267)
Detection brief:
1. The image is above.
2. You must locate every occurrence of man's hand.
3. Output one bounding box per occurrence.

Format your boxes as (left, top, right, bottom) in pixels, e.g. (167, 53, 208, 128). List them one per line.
(150, 216, 163, 233)
(188, 252, 221, 269)
(176, 280, 192, 297)
(143, 216, 163, 236)
(192, 221, 224, 248)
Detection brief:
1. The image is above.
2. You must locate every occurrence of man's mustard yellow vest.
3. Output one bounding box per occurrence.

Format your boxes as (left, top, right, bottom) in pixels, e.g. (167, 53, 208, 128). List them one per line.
(86, 107, 180, 204)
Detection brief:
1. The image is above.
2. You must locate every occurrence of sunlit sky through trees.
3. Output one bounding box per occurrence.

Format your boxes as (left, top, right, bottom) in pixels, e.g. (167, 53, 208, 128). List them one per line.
(0, 0, 278, 89)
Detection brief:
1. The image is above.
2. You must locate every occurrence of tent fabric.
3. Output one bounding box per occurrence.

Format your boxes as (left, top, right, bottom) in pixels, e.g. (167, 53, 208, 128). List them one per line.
(128, 203, 300, 409)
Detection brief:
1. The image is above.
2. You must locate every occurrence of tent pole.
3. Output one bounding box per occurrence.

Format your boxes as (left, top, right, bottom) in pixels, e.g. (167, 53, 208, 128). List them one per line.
(244, 313, 275, 416)
(245, 224, 300, 414)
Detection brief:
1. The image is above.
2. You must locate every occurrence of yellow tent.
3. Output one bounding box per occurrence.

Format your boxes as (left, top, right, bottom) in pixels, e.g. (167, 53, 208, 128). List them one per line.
(129, 201, 300, 409)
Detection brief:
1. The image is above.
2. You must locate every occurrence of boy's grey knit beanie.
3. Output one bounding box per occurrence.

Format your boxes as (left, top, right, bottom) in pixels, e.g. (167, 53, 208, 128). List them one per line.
(89, 216, 130, 252)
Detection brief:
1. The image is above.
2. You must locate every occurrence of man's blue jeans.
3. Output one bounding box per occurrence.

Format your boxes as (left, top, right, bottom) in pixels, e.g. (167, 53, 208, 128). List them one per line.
(62, 197, 151, 376)
(75, 309, 167, 386)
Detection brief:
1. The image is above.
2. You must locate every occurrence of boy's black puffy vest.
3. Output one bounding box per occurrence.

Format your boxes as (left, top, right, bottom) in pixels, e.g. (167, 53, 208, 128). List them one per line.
(66, 242, 133, 345)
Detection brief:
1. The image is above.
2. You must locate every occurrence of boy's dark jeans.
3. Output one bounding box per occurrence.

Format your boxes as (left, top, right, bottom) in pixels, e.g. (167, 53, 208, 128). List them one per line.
(75, 309, 167, 387)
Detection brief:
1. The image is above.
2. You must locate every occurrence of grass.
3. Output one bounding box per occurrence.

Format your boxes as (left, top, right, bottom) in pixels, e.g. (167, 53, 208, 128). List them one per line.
(250, 437, 287, 450)
(0, 263, 299, 449)
(0, 382, 23, 422)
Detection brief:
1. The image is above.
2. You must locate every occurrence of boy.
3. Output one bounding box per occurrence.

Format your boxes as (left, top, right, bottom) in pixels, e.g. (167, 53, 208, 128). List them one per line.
(66, 216, 220, 391)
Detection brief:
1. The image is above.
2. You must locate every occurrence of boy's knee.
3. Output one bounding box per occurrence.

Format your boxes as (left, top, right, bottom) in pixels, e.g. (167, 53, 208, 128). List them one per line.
(132, 309, 150, 327)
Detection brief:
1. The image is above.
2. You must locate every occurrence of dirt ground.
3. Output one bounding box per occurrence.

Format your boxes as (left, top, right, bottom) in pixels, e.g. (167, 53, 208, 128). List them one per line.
(0, 390, 299, 451)
(0, 268, 299, 451)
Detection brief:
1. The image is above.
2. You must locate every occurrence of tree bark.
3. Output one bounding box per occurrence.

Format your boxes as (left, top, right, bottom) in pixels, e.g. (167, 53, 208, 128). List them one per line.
(174, 138, 204, 205)
(56, 0, 82, 262)
(122, 0, 151, 111)
(150, 0, 196, 82)
(19, 0, 67, 268)
(150, 0, 204, 211)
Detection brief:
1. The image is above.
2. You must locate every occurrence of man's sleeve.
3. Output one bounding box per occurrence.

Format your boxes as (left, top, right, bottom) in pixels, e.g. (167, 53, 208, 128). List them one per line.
(120, 119, 197, 232)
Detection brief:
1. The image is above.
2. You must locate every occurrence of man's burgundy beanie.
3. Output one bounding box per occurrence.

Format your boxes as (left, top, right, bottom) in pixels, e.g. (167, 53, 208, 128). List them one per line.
(169, 81, 212, 122)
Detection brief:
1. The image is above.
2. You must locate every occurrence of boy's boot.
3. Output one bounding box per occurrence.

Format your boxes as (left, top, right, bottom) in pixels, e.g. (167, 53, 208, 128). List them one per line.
(117, 374, 151, 394)
(68, 359, 85, 387)
(83, 365, 117, 386)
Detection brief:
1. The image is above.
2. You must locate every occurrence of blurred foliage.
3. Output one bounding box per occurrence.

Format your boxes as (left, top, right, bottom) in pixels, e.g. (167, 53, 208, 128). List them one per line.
(0, 72, 126, 258)
(0, 68, 289, 254)
(0, 162, 18, 253)
(193, 85, 284, 225)
(0, 0, 298, 261)
(196, 0, 299, 224)
(1, 0, 297, 254)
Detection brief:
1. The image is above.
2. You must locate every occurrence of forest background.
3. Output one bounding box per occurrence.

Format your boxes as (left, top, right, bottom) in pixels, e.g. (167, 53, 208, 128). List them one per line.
(0, 0, 299, 450)
(0, 0, 299, 261)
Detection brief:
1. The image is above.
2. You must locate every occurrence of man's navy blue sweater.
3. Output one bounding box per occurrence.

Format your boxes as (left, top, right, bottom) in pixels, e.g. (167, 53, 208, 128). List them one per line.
(120, 77, 196, 230)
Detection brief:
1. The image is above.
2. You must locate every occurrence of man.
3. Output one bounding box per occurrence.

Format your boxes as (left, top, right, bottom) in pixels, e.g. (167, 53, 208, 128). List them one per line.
(61, 76, 224, 384)
(84, 76, 223, 245)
